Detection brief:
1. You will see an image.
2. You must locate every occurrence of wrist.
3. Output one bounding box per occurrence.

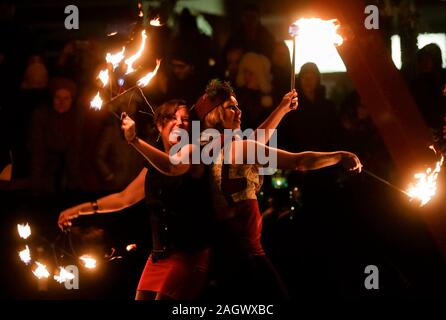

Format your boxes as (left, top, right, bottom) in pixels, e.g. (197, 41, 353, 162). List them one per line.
(90, 200, 99, 214)
(338, 151, 347, 161)
(277, 106, 289, 115)
(129, 135, 139, 144)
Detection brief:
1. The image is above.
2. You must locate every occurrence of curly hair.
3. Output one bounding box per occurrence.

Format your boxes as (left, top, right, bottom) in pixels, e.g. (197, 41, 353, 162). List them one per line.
(204, 79, 235, 104)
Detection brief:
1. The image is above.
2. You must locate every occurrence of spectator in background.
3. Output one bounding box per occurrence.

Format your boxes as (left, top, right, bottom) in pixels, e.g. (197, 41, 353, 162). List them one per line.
(96, 105, 145, 192)
(235, 52, 274, 130)
(158, 46, 207, 106)
(29, 78, 83, 194)
(171, 8, 215, 75)
(277, 63, 342, 237)
(338, 91, 391, 176)
(410, 43, 446, 139)
(10, 53, 50, 179)
(225, 4, 276, 60)
(222, 46, 244, 85)
(278, 62, 340, 152)
(21, 54, 48, 90)
(54, 41, 78, 81)
(19, 53, 49, 108)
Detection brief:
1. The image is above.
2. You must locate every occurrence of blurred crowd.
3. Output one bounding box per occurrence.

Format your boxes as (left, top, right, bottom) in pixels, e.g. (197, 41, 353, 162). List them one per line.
(1, 5, 445, 197)
(1, 3, 446, 299)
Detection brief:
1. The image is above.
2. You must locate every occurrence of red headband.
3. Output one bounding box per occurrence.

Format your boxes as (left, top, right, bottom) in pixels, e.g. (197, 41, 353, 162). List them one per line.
(194, 92, 236, 122)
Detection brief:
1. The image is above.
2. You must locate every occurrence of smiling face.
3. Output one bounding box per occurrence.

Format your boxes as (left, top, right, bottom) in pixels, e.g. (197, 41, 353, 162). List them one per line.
(157, 106, 190, 149)
(221, 96, 241, 130)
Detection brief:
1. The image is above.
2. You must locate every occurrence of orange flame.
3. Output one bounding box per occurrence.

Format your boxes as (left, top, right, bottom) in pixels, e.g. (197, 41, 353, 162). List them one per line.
(19, 245, 31, 265)
(17, 223, 31, 239)
(106, 47, 126, 71)
(291, 18, 343, 46)
(98, 69, 109, 87)
(90, 92, 103, 111)
(80, 255, 97, 269)
(150, 17, 162, 27)
(407, 146, 444, 206)
(125, 30, 147, 74)
(32, 262, 50, 279)
(54, 267, 75, 283)
(126, 244, 137, 252)
(137, 59, 161, 87)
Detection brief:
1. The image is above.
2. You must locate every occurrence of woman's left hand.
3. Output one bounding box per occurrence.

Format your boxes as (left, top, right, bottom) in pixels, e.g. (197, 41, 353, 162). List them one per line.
(121, 112, 136, 143)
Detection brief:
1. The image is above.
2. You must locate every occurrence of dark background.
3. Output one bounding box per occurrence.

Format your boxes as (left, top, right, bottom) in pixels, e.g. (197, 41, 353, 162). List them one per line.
(1, 0, 446, 301)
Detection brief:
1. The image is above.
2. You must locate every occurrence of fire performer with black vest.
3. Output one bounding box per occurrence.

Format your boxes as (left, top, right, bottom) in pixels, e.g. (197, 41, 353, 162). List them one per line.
(58, 100, 214, 300)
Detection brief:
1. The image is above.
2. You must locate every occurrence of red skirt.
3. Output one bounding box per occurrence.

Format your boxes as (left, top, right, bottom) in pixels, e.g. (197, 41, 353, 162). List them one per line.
(136, 248, 210, 299)
(229, 199, 265, 256)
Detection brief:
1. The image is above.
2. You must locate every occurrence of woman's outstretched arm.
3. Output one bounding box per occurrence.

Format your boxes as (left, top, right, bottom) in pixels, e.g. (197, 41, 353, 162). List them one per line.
(229, 139, 362, 172)
(57, 168, 147, 229)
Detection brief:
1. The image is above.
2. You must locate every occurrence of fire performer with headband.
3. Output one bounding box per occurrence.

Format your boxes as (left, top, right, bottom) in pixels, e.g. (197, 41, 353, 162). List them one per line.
(119, 80, 361, 299)
(58, 100, 214, 300)
(193, 80, 362, 299)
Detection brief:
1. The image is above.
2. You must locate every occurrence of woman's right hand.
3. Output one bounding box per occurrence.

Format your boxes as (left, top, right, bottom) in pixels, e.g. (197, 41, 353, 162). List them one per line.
(58, 207, 80, 230)
(277, 89, 298, 114)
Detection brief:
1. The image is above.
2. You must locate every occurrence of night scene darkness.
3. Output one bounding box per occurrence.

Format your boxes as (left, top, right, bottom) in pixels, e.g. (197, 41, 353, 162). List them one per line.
(1, 0, 446, 317)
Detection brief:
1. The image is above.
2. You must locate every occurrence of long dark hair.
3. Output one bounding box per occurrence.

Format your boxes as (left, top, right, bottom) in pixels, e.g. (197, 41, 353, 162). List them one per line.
(296, 62, 326, 102)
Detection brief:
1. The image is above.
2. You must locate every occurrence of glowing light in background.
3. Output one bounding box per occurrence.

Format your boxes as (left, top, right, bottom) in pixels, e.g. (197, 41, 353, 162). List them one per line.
(391, 33, 446, 69)
(286, 18, 346, 73)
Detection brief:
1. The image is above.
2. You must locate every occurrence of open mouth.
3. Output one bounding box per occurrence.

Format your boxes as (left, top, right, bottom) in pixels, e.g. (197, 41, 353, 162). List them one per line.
(170, 128, 183, 141)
